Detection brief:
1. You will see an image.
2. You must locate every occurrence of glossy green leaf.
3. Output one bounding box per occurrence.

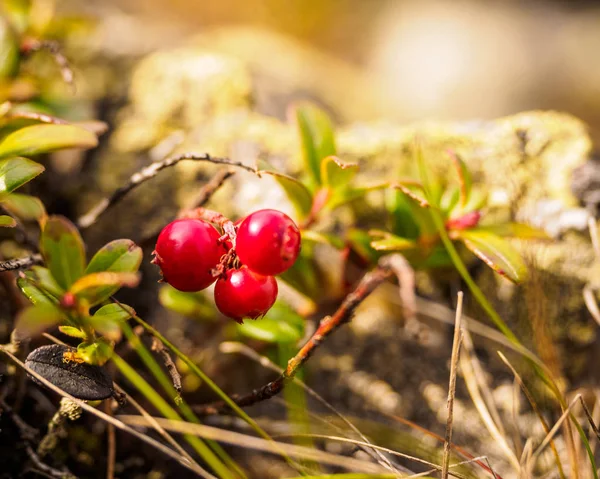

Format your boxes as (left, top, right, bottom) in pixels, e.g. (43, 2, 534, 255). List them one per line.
(83, 239, 143, 305)
(90, 303, 135, 341)
(77, 339, 113, 366)
(369, 231, 417, 252)
(0, 157, 44, 195)
(58, 325, 87, 339)
(0, 124, 98, 159)
(17, 266, 64, 305)
(2, 193, 46, 221)
(472, 223, 549, 240)
(292, 102, 336, 189)
(321, 156, 358, 190)
(0, 214, 15, 227)
(237, 302, 305, 343)
(449, 151, 472, 208)
(457, 230, 528, 283)
(346, 228, 380, 264)
(40, 215, 85, 290)
(392, 184, 438, 237)
(15, 303, 63, 336)
(257, 161, 313, 218)
(70, 272, 140, 305)
(159, 285, 215, 319)
(385, 189, 420, 240)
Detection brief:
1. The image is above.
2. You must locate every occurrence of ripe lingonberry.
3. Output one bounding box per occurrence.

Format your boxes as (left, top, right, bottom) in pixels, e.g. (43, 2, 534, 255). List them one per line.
(214, 266, 278, 322)
(236, 209, 301, 276)
(153, 219, 223, 292)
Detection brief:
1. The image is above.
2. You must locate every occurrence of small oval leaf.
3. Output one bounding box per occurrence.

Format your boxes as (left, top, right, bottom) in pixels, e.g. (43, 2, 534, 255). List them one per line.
(84, 239, 143, 306)
(70, 272, 140, 305)
(15, 304, 63, 336)
(58, 326, 87, 339)
(0, 124, 98, 159)
(2, 193, 46, 221)
(320, 156, 358, 190)
(92, 303, 135, 322)
(237, 302, 305, 343)
(0, 157, 44, 194)
(457, 230, 528, 283)
(471, 223, 549, 240)
(291, 102, 336, 190)
(257, 161, 313, 218)
(25, 344, 114, 400)
(0, 214, 16, 227)
(40, 216, 86, 290)
(77, 339, 113, 366)
(369, 231, 417, 252)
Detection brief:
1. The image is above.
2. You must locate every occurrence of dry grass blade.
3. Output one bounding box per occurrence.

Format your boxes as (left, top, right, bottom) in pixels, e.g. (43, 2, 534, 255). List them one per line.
(41, 333, 199, 468)
(116, 415, 388, 474)
(441, 292, 464, 479)
(0, 346, 214, 479)
(460, 333, 521, 471)
(530, 394, 582, 467)
(219, 342, 401, 475)
(589, 217, 600, 260)
(579, 395, 600, 444)
(496, 351, 566, 479)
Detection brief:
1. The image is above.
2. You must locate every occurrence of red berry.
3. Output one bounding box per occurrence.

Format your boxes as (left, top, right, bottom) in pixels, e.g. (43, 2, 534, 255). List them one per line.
(214, 266, 278, 322)
(154, 219, 223, 292)
(236, 209, 301, 276)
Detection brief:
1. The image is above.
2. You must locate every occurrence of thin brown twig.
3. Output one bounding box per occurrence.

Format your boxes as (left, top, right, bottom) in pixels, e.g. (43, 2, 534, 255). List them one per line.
(25, 444, 78, 479)
(77, 154, 255, 229)
(151, 336, 182, 396)
(105, 401, 116, 479)
(21, 38, 75, 90)
(442, 292, 464, 479)
(193, 256, 396, 416)
(0, 254, 42, 272)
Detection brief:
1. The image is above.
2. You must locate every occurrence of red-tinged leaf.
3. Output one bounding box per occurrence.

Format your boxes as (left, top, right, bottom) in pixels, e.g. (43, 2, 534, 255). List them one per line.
(40, 216, 85, 290)
(15, 303, 63, 336)
(446, 211, 482, 231)
(472, 223, 549, 240)
(257, 161, 313, 218)
(0, 157, 44, 195)
(448, 150, 472, 208)
(2, 193, 46, 221)
(0, 124, 98, 159)
(320, 156, 358, 190)
(0, 214, 15, 227)
(70, 272, 140, 305)
(457, 230, 528, 283)
(290, 102, 336, 189)
(392, 183, 430, 208)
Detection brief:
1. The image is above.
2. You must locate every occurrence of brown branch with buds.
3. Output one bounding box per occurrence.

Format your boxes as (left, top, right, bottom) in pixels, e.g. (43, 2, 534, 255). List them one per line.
(193, 257, 397, 416)
(77, 154, 255, 229)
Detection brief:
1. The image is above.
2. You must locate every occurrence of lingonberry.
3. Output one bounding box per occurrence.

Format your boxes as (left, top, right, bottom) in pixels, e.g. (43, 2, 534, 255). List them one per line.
(153, 219, 223, 292)
(236, 209, 301, 276)
(214, 266, 278, 322)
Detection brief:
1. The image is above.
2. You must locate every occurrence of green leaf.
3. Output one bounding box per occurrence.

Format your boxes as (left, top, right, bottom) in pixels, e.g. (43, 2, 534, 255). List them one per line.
(40, 215, 85, 290)
(368, 231, 417, 251)
(279, 246, 320, 299)
(237, 301, 305, 343)
(321, 156, 358, 190)
(292, 102, 336, 189)
(2, 193, 46, 221)
(77, 339, 113, 366)
(326, 182, 388, 211)
(70, 272, 140, 305)
(385, 189, 420, 240)
(0, 124, 98, 159)
(159, 285, 215, 319)
(257, 161, 313, 218)
(449, 150, 472, 208)
(472, 223, 549, 240)
(392, 184, 438, 237)
(83, 239, 143, 305)
(58, 325, 87, 339)
(0, 214, 15, 227)
(346, 228, 380, 264)
(15, 303, 63, 336)
(456, 230, 528, 283)
(0, 157, 44, 195)
(18, 266, 64, 305)
(89, 303, 135, 341)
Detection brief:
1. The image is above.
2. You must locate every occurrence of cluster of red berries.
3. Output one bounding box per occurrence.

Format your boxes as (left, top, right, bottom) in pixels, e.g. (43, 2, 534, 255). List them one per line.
(153, 209, 301, 322)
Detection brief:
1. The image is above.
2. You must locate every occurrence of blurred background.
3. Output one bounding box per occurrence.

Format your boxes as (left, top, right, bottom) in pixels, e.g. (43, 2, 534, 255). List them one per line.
(62, 0, 600, 140)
